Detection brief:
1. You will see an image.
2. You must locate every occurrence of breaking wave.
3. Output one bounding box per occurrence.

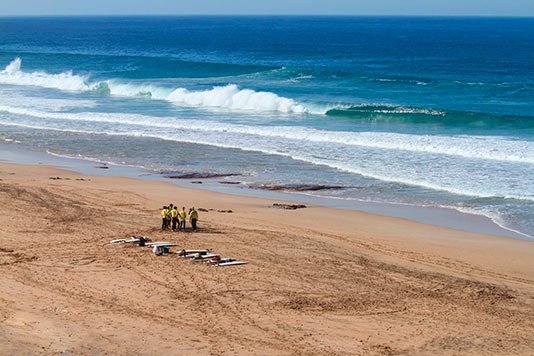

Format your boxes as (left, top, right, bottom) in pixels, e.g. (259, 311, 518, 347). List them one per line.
(104, 81, 307, 113)
(325, 104, 445, 117)
(0, 58, 90, 91)
(0, 58, 307, 114)
(1, 58, 531, 125)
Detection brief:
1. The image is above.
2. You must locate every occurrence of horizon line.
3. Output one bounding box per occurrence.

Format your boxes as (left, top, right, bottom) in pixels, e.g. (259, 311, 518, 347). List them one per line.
(0, 14, 533, 19)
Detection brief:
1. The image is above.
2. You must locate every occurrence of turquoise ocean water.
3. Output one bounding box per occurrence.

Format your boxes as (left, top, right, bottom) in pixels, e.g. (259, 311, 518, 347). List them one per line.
(0, 16, 532, 237)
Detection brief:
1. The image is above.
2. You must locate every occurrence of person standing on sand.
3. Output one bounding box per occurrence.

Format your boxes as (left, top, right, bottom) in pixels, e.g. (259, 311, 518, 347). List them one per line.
(166, 204, 173, 230)
(179, 206, 187, 230)
(189, 207, 199, 232)
(161, 206, 168, 230)
(170, 205, 178, 231)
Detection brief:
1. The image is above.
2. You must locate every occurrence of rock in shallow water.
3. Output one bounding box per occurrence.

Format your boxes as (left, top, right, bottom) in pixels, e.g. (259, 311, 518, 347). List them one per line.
(252, 184, 346, 192)
(272, 203, 307, 210)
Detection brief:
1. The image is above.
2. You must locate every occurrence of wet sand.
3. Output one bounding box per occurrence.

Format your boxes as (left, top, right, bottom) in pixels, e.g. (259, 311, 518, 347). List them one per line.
(0, 162, 533, 355)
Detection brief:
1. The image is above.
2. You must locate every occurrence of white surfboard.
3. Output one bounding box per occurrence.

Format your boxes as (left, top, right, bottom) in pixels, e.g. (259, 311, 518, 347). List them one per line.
(178, 249, 210, 255)
(179, 251, 211, 258)
(204, 258, 233, 264)
(110, 239, 126, 244)
(146, 242, 176, 247)
(191, 253, 219, 260)
(214, 261, 247, 267)
(181, 253, 202, 258)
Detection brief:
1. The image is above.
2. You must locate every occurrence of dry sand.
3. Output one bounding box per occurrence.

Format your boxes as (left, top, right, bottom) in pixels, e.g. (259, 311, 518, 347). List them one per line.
(0, 162, 533, 355)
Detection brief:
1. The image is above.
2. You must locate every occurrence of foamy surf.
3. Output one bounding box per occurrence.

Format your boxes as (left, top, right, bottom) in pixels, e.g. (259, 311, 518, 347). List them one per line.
(0, 105, 532, 164)
(105, 81, 308, 113)
(0, 58, 460, 117)
(0, 58, 308, 114)
(0, 58, 90, 91)
(1, 105, 533, 204)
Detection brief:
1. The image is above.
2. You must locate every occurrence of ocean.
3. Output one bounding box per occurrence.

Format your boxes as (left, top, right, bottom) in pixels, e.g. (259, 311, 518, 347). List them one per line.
(0, 16, 532, 238)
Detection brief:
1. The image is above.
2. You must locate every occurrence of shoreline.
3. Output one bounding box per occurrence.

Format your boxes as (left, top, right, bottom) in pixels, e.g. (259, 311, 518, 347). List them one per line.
(0, 141, 529, 240)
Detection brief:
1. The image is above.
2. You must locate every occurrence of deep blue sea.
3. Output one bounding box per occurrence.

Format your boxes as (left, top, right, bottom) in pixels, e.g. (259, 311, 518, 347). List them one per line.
(0, 16, 532, 237)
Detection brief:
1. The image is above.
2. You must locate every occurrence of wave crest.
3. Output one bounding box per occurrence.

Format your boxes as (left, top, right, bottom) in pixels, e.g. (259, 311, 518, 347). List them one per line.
(326, 104, 445, 117)
(0, 58, 308, 114)
(104, 81, 307, 113)
(0, 58, 90, 91)
(165, 84, 306, 113)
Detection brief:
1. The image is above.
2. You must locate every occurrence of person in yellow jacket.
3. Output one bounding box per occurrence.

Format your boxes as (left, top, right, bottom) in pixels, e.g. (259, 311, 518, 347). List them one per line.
(178, 207, 187, 230)
(189, 207, 199, 232)
(170, 205, 178, 231)
(160, 206, 169, 230)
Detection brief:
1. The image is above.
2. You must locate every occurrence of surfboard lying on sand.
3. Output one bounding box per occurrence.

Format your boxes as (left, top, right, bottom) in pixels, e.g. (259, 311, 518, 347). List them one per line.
(214, 261, 247, 267)
(110, 238, 127, 244)
(191, 253, 219, 260)
(203, 257, 230, 265)
(110, 236, 145, 244)
(146, 242, 177, 247)
(179, 251, 212, 258)
(177, 249, 211, 256)
(182, 252, 214, 259)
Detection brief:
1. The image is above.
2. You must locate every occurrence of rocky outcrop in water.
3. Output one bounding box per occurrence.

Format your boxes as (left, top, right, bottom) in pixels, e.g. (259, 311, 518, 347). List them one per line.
(252, 184, 346, 192)
(164, 172, 240, 179)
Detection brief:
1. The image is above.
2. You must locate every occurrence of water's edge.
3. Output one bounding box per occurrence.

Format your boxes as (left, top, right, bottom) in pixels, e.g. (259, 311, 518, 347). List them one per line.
(0, 142, 528, 240)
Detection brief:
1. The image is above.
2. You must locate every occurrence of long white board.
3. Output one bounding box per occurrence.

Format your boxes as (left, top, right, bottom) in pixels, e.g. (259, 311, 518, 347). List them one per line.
(214, 261, 247, 267)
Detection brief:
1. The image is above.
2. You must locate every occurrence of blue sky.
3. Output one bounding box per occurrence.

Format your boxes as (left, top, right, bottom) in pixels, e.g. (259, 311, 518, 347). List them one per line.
(0, 0, 533, 16)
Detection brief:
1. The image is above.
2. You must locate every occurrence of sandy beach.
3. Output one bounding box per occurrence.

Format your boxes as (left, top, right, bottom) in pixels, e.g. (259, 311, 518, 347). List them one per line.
(0, 161, 533, 355)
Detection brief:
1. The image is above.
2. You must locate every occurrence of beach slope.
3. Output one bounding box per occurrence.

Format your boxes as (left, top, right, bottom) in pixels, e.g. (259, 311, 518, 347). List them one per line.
(0, 162, 533, 355)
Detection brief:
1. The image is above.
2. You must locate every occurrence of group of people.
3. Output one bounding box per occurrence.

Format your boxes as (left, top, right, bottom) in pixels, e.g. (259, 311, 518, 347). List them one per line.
(161, 204, 199, 232)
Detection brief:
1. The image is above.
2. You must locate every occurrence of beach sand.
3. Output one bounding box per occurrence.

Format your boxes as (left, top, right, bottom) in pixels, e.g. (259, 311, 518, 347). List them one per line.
(0, 162, 533, 355)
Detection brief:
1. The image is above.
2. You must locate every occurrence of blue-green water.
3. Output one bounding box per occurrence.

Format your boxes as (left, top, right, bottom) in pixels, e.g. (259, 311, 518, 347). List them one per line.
(0, 16, 532, 237)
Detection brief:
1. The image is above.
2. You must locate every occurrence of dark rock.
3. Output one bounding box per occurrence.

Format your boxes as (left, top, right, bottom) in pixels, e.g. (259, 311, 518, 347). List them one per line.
(217, 210, 233, 213)
(218, 181, 241, 185)
(95, 165, 109, 169)
(252, 184, 345, 192)
(191, 181, 203, 184)
(272, 203, 307, 210)
(164, 172, 240, 179)
(198, 208, 209, 212)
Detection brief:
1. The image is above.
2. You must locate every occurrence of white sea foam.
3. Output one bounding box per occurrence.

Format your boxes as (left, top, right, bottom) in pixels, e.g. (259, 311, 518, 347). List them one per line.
(0, 91, 96, 111)
(0, 58, 308, 114)
(0, 58, 453, 116)
(107, 82, 307, 113)
(325, 104, 445, 116)
(1, 106, 534, 204)
(0, 105, 533, 165)
(5, 114, 533, 203)
(0, 58, 90, 91)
